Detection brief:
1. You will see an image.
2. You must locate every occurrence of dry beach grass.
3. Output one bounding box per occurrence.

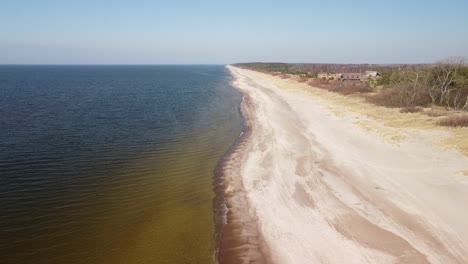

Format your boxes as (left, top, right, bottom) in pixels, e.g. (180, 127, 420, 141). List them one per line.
(254, 71, 468, 156)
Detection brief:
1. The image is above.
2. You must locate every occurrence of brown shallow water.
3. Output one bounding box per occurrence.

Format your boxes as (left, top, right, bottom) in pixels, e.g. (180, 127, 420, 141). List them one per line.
(75, 132, 237, 264)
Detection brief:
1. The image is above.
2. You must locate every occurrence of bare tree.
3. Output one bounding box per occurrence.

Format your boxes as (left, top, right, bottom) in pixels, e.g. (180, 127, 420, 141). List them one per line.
(429, 57, 466, 107)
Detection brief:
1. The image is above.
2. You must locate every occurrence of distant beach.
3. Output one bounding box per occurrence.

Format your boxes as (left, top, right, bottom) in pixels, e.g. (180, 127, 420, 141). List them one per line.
(219, 65, 468, 263)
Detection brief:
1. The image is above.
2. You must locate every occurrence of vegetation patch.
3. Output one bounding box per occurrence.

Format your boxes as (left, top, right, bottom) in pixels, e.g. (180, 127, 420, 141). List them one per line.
(400, 106, 424, 113)
(437, 115, 468, 127)
(422, 108, 449, 117)
(307, 78, 371, 95)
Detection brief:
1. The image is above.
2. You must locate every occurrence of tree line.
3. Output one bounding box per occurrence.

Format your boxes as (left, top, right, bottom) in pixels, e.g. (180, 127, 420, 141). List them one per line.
(234, 58, 468, 110)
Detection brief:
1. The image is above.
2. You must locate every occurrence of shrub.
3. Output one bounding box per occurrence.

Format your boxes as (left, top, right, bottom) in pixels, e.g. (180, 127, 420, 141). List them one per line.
(400, 106, 423, 113)
(422, 109, 449, 117)
(366, 89, 405, 107)
(307, 79, 371, 95)
(366, 85, 431, 108)
(308, 78, 329, 86)
(376, 71, 394, 86)
(337, 82, 372, 95)
(446, 87, 468, 109)
(437, 115, 468, 127)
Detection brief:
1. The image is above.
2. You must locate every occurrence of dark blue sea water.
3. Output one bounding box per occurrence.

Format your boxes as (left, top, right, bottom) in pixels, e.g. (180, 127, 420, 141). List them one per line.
(0, 65, 242, 264)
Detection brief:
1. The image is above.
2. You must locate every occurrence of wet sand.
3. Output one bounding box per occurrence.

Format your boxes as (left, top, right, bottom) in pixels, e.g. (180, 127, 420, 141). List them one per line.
(219, 66, 468, 263)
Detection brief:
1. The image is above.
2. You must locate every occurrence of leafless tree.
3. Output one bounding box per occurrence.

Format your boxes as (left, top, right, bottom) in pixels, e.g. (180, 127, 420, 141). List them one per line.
(429, 57, 466, 107)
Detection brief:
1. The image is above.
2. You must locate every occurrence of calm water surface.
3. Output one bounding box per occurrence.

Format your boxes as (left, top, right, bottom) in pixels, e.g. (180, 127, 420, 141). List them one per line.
(0, 65, 242, 264)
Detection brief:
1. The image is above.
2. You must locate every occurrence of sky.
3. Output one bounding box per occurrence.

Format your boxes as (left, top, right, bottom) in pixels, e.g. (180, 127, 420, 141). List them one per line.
(1, 0, 468, 64)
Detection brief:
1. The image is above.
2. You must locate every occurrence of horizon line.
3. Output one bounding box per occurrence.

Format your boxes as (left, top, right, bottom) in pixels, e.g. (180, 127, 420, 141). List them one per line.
(0, 62, 437, 66)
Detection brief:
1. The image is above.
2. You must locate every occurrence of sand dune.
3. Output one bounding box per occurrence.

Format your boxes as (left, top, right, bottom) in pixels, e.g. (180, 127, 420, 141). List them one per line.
(224, 66, 468, 264)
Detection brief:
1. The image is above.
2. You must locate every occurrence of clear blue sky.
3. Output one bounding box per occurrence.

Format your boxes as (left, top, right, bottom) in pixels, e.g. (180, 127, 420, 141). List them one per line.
(1, 0, 467, 64)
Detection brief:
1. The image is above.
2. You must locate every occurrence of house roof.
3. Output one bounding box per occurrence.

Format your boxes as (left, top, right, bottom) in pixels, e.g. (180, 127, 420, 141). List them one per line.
(365, 71, 381, 76)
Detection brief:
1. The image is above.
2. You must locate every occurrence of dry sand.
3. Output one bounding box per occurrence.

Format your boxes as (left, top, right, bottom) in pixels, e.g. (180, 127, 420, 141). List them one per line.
(224, 66, 468, 264)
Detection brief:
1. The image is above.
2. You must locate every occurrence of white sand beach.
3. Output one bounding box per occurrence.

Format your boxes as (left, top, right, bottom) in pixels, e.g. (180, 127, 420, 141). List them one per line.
(226, 66, 468, 264)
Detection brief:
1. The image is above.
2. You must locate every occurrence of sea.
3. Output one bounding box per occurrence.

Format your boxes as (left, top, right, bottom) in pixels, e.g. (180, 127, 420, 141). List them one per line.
(0, 65, 243, 264)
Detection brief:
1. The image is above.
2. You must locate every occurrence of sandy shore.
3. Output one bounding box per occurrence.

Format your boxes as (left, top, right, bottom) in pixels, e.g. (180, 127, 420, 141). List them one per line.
(223, 66, 468, 264)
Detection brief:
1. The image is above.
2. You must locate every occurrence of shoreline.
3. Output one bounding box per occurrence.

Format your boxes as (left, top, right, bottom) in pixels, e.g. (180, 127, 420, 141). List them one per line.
(213, 71, 270, 263)
(220, 65, 468, 263)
